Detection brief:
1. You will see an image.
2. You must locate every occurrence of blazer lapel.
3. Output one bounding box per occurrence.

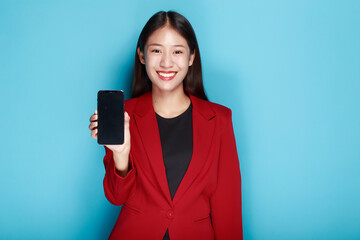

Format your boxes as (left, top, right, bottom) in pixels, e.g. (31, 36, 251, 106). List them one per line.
(173, 94, 216, 204)
(132, 92, 172, 204)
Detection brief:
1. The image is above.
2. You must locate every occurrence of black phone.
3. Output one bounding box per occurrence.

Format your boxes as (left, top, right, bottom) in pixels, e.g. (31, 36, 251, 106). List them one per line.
(97, 90, 124, 145)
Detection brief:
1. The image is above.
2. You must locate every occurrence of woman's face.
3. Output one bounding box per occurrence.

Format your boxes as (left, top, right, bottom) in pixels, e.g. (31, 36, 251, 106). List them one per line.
(138, 26, 195, 94)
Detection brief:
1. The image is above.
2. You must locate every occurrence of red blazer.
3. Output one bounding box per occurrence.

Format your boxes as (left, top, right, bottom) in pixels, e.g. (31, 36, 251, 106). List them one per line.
(103, 92, 243, 240)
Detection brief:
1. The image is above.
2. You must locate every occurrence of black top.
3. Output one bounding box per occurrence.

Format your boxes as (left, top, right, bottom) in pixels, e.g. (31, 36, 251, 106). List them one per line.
(156, 103, 193, 199)
(156, 104, 193, 240)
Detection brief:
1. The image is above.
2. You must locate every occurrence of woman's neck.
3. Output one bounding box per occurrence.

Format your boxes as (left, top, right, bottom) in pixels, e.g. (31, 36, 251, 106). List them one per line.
(152, 87, 191, 118)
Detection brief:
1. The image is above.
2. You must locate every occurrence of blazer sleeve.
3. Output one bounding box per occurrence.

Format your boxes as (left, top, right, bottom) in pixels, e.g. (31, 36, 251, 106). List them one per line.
(103, 147, 136, 206)
(210, 109, 243, 240)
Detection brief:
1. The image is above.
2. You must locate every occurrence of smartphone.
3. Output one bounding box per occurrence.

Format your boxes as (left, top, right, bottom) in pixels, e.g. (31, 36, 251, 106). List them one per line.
(97, 90, 124, 145)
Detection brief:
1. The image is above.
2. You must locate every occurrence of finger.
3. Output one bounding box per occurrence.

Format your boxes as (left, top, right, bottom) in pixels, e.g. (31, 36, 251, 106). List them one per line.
(124, 112, 130, 128)
(91, 129, 98, 140)
(124, 112, 130, 143)
(88, 121, 96, 130)
(89, 125, 98, 131)
(90, 114, 98, 122)
(89, 121, 98, 130)
(124, 112, 130, 122)
(90, 115, 97, 122)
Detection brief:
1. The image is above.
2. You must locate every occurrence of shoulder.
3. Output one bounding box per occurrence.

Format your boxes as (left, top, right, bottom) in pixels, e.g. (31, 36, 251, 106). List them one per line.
(207, 101, 232, 117)
(190, 95, 232, 121)
(207, 101, 233, 127)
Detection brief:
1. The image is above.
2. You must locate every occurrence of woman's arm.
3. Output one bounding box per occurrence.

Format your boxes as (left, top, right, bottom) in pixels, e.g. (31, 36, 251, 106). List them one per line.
(103, 147, 136, 206)
(89, 111, 136, 205)
(210, 109, 243, 239)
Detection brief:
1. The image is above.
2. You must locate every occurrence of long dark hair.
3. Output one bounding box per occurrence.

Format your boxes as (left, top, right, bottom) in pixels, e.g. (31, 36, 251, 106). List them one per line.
(132, 11, 208, 101)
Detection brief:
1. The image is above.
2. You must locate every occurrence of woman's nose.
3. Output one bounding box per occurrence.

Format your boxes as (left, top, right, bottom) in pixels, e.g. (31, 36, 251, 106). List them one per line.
(160, 52, 173, 68)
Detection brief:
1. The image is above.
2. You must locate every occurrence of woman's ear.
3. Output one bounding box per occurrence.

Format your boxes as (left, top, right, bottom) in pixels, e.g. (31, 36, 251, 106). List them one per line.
(137, 47, 146, 64)
(189, 50, 196, 66)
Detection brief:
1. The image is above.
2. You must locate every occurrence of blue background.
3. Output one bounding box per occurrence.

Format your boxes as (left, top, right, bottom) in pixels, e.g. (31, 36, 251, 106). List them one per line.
(1, 0, 359, 239)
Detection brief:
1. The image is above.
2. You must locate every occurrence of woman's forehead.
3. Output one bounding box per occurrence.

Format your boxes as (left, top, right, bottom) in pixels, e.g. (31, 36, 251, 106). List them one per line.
(146, 26, 188, 48)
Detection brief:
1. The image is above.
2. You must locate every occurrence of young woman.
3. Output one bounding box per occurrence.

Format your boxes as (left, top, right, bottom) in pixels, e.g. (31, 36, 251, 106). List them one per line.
(89, 11, 243, 240)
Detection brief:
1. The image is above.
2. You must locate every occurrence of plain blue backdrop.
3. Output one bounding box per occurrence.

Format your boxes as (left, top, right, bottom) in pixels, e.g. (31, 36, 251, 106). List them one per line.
(1, 0, 359, 239)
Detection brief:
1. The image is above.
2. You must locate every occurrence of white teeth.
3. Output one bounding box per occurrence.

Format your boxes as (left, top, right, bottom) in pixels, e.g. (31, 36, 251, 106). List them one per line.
(158, 72, 176, 77)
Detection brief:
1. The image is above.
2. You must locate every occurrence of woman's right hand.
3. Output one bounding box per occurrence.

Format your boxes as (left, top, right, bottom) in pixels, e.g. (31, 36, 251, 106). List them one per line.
(89, 110, 131, 177)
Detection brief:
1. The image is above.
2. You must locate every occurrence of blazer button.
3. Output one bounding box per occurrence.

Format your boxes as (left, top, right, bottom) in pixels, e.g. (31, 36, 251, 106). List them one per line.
(167, 210, 175, 219)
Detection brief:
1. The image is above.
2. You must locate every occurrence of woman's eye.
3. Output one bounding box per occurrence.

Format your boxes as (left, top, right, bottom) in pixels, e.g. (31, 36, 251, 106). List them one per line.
(174, 50, 183, 54)
(151, 49, 160, 53)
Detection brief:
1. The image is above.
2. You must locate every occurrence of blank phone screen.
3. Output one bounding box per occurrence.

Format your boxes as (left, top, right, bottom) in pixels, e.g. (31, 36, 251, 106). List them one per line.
(97, 90, 124, 145)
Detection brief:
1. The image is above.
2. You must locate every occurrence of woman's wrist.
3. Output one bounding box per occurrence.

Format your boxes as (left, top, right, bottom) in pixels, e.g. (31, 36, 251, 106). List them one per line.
(113, 151, 130, 177)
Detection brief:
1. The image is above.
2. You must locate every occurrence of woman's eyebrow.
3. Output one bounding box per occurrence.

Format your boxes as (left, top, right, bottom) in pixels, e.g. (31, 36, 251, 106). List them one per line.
(148, 43, 186, 48)
(173, 45, 186, 48)
(148, 43, 163, 47)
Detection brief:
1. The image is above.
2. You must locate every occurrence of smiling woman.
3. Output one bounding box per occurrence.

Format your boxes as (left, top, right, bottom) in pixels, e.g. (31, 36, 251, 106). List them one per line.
(88, 11, 243, 240)
(137, 26, 195, 101)
(132, 11, 207, 102)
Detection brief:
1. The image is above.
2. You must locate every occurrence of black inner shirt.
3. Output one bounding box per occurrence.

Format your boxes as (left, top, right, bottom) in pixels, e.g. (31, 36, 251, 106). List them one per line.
(156, 103, 193, 200)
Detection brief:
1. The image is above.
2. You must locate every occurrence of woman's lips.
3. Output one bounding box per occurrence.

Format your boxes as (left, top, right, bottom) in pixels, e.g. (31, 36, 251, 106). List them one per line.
(157, 71, 176, 81)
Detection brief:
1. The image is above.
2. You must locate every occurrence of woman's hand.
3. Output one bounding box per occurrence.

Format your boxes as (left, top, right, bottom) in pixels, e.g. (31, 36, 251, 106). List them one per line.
(89, 110, 131, 177)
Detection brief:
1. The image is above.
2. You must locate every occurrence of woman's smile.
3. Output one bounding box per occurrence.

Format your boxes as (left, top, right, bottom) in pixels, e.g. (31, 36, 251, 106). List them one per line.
(157, 71, 177, 81)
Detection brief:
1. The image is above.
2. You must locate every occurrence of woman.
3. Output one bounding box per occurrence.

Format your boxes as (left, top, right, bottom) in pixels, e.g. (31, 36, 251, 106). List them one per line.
(89, 11, 242, 240)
